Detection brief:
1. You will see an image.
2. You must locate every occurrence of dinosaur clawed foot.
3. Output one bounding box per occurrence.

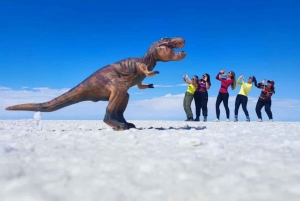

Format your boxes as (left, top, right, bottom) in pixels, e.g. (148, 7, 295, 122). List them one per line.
(104, 118, 126, 131)
(104, 113, 135, 131)
(111, 122, 136, 131)
(126, 122, 136, 129)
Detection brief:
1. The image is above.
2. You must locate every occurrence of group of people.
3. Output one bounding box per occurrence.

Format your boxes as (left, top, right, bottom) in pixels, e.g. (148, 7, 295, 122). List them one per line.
(182, 70, 275, 122)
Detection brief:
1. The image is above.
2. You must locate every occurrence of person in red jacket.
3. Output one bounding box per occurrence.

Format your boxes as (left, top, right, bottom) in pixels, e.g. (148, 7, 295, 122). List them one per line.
(255, 79, 275, 122)
(213, 70, 236, 122)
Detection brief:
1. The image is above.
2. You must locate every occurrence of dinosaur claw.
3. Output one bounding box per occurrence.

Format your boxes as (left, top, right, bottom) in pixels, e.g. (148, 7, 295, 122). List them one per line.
(126, 122, 136, 129)
(148, 84, 154, 88)
(111, 123, 127, 131)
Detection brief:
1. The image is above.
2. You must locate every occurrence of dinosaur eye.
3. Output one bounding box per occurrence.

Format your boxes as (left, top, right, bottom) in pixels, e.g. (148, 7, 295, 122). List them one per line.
(161, 37, 170, 41)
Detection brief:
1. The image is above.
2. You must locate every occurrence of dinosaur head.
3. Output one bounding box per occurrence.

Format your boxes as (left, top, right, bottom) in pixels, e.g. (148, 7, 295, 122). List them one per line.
(149, 37, 186, 62)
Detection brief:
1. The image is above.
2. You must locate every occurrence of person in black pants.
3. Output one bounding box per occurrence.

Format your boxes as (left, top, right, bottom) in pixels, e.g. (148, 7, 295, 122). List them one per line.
(214, 70, 236, 122)
(194, 73, 211, 122)
(234, 75, 257, 122)
(255, 79, 275, 122)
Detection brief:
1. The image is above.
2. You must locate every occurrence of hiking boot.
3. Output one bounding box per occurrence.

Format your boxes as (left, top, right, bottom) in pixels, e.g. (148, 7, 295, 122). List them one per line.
(185, 117, 193, 121)
(234, 118, 238, 122)
(203, 116, 207, 122)
(194, 117, 200, 122)
(246, 116, 250, 122)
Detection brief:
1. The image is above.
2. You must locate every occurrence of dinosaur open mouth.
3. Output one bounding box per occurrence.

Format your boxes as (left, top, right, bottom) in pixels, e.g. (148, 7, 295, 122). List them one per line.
(170, 46, 185, 56)
(169, 40, 185, 56)
(163, 43, 185, 54)
(172, 49, 185, 56)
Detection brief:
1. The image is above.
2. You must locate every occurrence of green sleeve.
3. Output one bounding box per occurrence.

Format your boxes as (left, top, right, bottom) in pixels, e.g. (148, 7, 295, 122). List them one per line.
(236, 78, 243, 86)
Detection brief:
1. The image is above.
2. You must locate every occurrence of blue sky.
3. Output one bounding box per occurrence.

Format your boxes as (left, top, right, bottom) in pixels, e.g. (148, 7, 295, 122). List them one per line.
(1, 0, 300, 121)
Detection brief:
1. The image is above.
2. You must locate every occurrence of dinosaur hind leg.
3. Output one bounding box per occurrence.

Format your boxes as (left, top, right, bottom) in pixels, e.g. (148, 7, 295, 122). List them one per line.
(104, 90, 128, 130)
(117, 93, 136, 129)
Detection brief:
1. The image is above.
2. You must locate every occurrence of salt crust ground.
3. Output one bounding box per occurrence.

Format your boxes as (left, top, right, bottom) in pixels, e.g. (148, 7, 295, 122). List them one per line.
(1, 120, 300, 201)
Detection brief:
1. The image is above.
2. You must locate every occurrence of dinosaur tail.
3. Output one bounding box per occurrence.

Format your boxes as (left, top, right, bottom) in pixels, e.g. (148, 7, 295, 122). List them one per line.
(6, 87, 86, 112)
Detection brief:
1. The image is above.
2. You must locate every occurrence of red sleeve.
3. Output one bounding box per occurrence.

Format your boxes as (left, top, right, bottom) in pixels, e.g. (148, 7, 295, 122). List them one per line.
(216, 72, 221, 81)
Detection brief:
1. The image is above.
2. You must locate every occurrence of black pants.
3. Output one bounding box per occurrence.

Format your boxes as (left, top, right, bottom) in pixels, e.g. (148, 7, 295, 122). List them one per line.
(234, 94, 249, 117)
(216, 92, 229, 119)
(194, 91, 208, 117)
(256, 100, 273, 119)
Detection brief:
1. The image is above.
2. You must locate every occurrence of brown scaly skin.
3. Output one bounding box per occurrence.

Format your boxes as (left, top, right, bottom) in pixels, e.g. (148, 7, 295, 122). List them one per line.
(6, 37, 186, 130)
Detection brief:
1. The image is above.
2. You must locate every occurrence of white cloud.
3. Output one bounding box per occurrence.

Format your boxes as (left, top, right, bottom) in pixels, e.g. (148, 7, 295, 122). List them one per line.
(154, 85, 177, 88)
(0, 86, 11, 90)
(176, 84, 187, 86)
(0, 86, 107, 120)
(1, 86, 299, 121)
(131, 84, 186, 88)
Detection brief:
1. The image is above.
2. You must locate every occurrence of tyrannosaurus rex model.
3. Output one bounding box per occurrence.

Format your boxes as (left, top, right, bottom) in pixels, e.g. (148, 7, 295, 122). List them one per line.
(6, 37, 186, 130)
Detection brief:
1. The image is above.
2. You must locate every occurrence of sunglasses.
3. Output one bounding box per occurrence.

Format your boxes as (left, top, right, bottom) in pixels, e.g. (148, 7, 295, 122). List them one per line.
(202, 74, 207, 77)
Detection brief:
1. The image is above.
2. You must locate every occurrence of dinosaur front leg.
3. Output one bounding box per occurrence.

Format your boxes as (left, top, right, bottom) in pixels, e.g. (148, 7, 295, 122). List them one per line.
(104, 90, 128, 131)
(117, 93, 136, 129)
(137, 82, 155, 89)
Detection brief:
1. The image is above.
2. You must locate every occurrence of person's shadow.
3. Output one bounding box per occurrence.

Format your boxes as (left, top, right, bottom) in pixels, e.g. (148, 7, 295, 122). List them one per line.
(137, 125, 207, 130)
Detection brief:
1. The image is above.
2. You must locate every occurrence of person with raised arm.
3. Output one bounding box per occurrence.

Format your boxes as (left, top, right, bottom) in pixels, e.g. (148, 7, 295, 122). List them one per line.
(194, 73, 211, 122)
(234, 75, 257, 122)
(213, 70, 236, 122)
(255, 79, 275, 122)
(182, 74, 198, 121)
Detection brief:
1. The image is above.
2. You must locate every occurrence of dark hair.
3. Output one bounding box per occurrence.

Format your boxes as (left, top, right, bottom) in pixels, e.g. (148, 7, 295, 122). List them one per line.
(252, 76, 258, 86)
(204, 73, 211, 86)
(271, 85, 275, 94)
(193, 75, 199, 82)
(229, 71, 236, 90)
(254, 77, 260, 88)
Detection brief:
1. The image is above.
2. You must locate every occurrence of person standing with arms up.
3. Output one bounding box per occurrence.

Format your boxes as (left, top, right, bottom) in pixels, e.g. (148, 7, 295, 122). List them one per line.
(182, 74, 198, 121)
(214, 70, 236, 122)
(194, 73, 211, 122)
(255, 79, 275, 122)
(234, 75, 257, 122)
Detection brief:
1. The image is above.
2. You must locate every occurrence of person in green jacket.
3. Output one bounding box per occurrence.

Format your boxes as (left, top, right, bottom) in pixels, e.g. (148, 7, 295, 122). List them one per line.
(182, 74, 198, 121)
(234, 75, 257, 122)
